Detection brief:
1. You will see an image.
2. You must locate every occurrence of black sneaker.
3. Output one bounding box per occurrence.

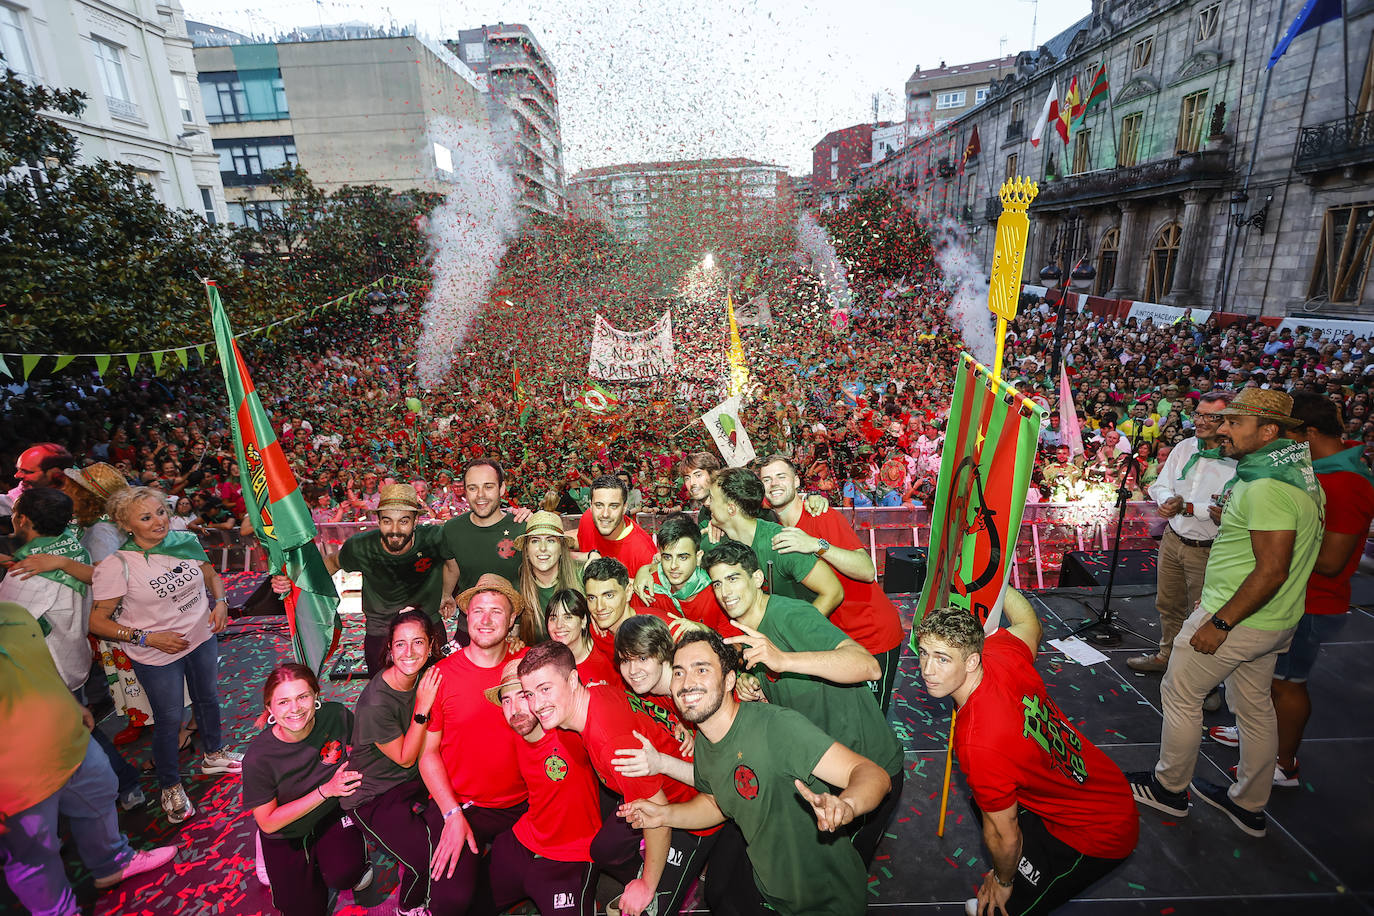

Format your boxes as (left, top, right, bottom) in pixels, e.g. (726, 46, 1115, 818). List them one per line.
(1125, 771, 1190, 817)
(1190, 779, 1266, 837)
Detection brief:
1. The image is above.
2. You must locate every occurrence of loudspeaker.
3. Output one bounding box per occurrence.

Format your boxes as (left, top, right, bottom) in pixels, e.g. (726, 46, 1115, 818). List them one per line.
(883, 547, 928, 595)
(1058, 549, 1158, 588)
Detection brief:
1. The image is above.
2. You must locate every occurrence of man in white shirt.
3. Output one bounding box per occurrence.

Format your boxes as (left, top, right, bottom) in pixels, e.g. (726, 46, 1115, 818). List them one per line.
(1128, 391, 1237, 673)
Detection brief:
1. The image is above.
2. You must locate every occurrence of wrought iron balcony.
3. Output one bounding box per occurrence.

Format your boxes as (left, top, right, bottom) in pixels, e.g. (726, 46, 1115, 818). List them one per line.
(1294, 113, 1374, 174)
(1005, 119, 1024, 142)
(985, 195, 1003, 223)
(1035, 148, 1231, 206)
(936, 156, 956, 179)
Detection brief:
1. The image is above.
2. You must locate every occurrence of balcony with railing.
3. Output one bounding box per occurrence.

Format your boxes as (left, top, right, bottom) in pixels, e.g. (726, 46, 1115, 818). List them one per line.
(1005, 119, 1024, 142)
(985, 195, 1003, 223)
(1035, 148, 1231, 206)
(1294, 113, 1374, 174)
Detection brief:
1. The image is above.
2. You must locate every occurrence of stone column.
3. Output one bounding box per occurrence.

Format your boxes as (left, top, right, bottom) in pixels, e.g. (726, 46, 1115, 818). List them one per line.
(1105, 200, 1141, 301)
(1162, 189, 1211, 307)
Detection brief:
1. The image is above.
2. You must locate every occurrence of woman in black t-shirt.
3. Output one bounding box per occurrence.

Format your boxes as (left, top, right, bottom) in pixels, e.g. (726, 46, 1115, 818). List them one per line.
(347, 611, 469, 915)
(241, 663, 373, 916)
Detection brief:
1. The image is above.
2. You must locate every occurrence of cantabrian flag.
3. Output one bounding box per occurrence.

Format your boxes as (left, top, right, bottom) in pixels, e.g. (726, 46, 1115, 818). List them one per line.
(912, 353, 1045, 636)
(726, 291, 749, 398)
(1077, 63, 1109, 128)
(209, 283, 341, 674)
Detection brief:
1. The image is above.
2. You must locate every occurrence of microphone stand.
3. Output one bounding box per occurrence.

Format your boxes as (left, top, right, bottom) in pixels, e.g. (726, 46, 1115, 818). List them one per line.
(1068, 420, 1153, 646)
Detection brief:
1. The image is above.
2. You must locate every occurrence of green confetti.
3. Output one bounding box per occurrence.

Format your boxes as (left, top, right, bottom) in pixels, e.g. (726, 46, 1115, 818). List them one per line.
(1309, 871, 1320, 883)
(1233, 849, 1241, 858)
(881, 867, 893, 879)
(953, 847, 963, 858)
(967, 857, 978, 867)
(1127, 882, 1145, 891)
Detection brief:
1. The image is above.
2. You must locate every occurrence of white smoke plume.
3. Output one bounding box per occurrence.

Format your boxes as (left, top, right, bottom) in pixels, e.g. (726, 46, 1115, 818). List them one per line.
(795, 214, 853, 320)
(416, 117, 522, 387)
(932, 219, 997, 368)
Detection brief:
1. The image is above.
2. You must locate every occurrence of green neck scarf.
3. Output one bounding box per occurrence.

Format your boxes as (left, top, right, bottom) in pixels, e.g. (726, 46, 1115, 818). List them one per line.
(1179, 444, 1225, 480)
(1232, 439, 1322, 504)
(1311, 442, 1374, 485)
(13, 526, 90, 597)
(120, 529, 210, 564)
(649, 564, 712, 613)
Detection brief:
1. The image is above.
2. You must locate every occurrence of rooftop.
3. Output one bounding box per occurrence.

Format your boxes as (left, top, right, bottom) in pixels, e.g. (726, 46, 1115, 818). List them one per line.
(907, 54, 1017, 83)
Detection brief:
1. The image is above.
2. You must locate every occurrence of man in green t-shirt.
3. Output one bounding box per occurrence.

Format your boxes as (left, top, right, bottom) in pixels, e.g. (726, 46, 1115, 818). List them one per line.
(702, 540, 902, 865)
(1129, 389, 1322, 838)
(619, 629, 890, 916)
(708, 468, 842, 616)
(294, 483, 457, 676)
(442, 458, 528, 598)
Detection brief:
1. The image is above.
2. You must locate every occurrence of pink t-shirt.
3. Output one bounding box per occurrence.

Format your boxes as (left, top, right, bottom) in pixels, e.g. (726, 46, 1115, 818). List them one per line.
(91, 550, 212, 664)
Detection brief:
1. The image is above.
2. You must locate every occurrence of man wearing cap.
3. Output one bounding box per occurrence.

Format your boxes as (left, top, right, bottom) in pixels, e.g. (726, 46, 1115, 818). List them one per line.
(1129, 390, 1237, 675)
(442, 459, 528, 598)
(278, 483, 457, 676)
(421, 574, 529, 902)
(476, 659, 601, 916)
(1129, 389, 1323, 838)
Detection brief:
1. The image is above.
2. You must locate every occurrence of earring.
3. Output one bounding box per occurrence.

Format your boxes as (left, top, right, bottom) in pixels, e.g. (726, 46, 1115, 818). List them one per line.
(314, 699, 323, 710)
(267, 714, 276, 725)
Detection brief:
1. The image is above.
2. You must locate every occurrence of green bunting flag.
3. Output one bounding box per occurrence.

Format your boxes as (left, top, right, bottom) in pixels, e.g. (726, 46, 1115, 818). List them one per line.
(912, 353, 1045, 637)
(209, 283, 341, 674)
(53, 354, 77, 372)
(125, 353, 139, 374)
(175, 348, 192, 369)
(21, 354, 41, 380)
(151, 350, 164, 373)
(0, 355, 9, 378)
(94, 355, 111, 377)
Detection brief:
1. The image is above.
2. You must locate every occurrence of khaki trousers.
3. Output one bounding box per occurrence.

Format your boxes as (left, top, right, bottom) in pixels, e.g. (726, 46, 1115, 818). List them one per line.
(1154, 528, 1211, 659)
(1155, 608, 1295, 812)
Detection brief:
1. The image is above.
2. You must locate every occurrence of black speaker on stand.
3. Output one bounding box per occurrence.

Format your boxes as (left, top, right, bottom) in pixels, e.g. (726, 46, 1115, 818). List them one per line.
(882, 547, 928, 595)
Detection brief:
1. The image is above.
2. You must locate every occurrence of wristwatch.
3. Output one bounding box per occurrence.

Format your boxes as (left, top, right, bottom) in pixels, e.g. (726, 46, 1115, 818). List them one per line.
(815, 538, 831, 558)
(1209, 615, 1234, 632)
(413, 712, 430, 725)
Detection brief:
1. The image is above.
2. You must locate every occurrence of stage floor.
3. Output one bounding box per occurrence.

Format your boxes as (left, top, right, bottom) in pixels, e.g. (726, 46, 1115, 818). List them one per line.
(11, 582, 1374, 916)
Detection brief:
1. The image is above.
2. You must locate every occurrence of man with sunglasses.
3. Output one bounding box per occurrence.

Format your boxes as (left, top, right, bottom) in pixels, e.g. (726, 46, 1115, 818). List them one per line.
(1128, 390, 1237, 674)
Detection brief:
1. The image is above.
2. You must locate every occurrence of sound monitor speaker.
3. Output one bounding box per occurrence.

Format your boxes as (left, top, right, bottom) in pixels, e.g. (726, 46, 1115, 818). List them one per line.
(883, 547, 928, 595)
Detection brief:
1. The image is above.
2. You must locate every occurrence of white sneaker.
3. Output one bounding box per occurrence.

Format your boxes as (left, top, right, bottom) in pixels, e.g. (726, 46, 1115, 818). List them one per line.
(1208, 725, 1239, 747)
(202, 749, 244, 775)
(964, 899, 979, 916)
(160, 784, 196, 824)
(254, 830, 271, 887)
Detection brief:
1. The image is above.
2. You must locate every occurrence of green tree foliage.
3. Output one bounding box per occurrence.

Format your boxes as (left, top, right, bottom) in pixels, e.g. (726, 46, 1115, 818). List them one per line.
(816, 186, 934, 283)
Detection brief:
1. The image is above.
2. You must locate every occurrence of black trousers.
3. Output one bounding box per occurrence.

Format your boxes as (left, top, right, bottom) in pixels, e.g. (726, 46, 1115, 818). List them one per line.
(473, 829, 597, 916)
(259, 810, 369, 916)
(970, 799, 1129, 916)
(589, 789, 716, 915)
(848, 765, 905, 866)
(351, 780, 471, 914)
(870, 644, 902, 714)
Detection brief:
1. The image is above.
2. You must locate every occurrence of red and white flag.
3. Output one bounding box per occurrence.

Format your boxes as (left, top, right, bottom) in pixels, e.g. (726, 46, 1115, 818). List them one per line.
(1059, 361, 1085, 457)
(1029, 79, 1059, 148)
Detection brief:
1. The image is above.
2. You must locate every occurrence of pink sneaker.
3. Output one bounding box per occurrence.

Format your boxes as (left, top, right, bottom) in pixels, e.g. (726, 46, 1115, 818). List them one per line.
(94, 846, 177, 889)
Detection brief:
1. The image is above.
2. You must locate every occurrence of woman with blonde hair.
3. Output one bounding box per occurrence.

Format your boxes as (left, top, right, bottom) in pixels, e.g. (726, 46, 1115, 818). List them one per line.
(89, 486, 241, 824)
(513, 511, 581, 644)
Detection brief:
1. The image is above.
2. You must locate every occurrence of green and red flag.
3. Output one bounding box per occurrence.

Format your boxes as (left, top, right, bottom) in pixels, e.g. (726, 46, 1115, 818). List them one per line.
(514, 364, 531, 428)
(1076, 63, 1109, 128)
(573, 381, 619, 414)
(208, 282, 341, 674)
(912, 353, 1045, 639)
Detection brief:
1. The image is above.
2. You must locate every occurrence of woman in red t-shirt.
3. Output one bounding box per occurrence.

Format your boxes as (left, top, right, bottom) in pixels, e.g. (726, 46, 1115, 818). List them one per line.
(544, 589, 620, 689)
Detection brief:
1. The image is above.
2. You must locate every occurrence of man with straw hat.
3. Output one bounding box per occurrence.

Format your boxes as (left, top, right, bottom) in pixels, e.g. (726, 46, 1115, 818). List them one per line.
(275, 482, 456, 676)
(1128, 388, 1323, 839)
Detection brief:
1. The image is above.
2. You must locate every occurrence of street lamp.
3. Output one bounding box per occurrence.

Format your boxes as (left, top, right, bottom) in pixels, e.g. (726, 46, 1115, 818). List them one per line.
(1230, 190, 1271, 234)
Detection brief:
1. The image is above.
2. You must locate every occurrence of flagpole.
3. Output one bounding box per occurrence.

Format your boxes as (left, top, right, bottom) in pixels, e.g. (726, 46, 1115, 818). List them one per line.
(937, 709, 957, 836)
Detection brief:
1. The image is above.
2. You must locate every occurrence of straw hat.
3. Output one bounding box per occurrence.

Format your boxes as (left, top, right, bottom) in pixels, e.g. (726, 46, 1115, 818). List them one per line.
(482, 658, 525, 706)
(1216, 389, 1301, 429)
(455, 573, 526, 619)
(64, 462, 131, 501)
(513, 511, 574, 549)
(375, 483, 424, 513)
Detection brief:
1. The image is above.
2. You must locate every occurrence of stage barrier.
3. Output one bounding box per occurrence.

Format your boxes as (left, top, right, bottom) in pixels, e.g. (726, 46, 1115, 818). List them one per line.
(212, 503, 1169, 584)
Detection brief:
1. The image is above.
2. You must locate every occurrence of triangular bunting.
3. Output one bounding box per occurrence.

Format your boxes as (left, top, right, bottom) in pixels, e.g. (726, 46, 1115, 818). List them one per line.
(196, 344, 207, 362)
(175, 348, 192, 368)
(125, 352, 139, 374)
(151, 350, 164, 372)
(21, 354, 41, 380)
(0, 355, 10, 378)
(53, 354, 77, 372)
(94, 355, 111, 377)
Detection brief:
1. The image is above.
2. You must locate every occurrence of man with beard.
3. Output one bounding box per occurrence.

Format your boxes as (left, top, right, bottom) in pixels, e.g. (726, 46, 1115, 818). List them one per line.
(2, 443, 74, 517)
(760, 455, 905, 712)
(421, 575, 530, 910)
(575, 476, 657, 576)
(475, 659, 601, 916)
(278, 483, 457, 675)
(702, 541, 902, 865)
(518, 641, 713, 916)
(619, 630, 891, 916)
(443, 459, 528, 596)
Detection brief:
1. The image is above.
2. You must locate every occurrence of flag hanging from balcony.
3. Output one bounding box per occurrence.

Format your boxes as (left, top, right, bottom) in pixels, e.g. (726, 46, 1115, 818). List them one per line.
(1030, 79, 1059, 148)
(1050, 76, 1084, 144)
(1077, 63, 1109, 127)
(209, 283, 341, 675)
(910, 353, 1045, 635)
(1268, 0, 1342, 69)
(963, 125, 982, 165)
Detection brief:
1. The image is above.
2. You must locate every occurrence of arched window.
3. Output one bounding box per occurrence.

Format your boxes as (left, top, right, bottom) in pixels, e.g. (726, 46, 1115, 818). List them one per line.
(1145, 222, 1182, 301)
(1096, 226, 1120, 296)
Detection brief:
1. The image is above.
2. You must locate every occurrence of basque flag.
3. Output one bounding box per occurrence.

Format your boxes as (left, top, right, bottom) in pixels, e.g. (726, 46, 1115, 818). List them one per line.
(912, 353, 1045, 636)
(209, 283, 341, 674)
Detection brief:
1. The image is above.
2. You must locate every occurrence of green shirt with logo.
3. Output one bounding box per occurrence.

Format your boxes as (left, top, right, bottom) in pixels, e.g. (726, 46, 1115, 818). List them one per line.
(338, 524, 452, 634)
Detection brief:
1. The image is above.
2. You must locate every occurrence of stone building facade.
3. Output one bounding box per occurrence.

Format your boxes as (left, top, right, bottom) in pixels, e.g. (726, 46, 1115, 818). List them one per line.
(856, 0, 1374, 317)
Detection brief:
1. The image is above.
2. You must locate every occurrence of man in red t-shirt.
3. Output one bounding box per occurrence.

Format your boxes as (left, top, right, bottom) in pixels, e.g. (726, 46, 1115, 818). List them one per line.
(477, 659, 601, 916)
(518, 641, 715, 916)
(760, 455, 905, 711)
(916, 589, 1138, 916)
(1210, 393, 1374, 787)
(613, 616, 697, 752)
(629, 513, 731, 635)
(575, 475, 658, 576)
(420, 575, 528, 907)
